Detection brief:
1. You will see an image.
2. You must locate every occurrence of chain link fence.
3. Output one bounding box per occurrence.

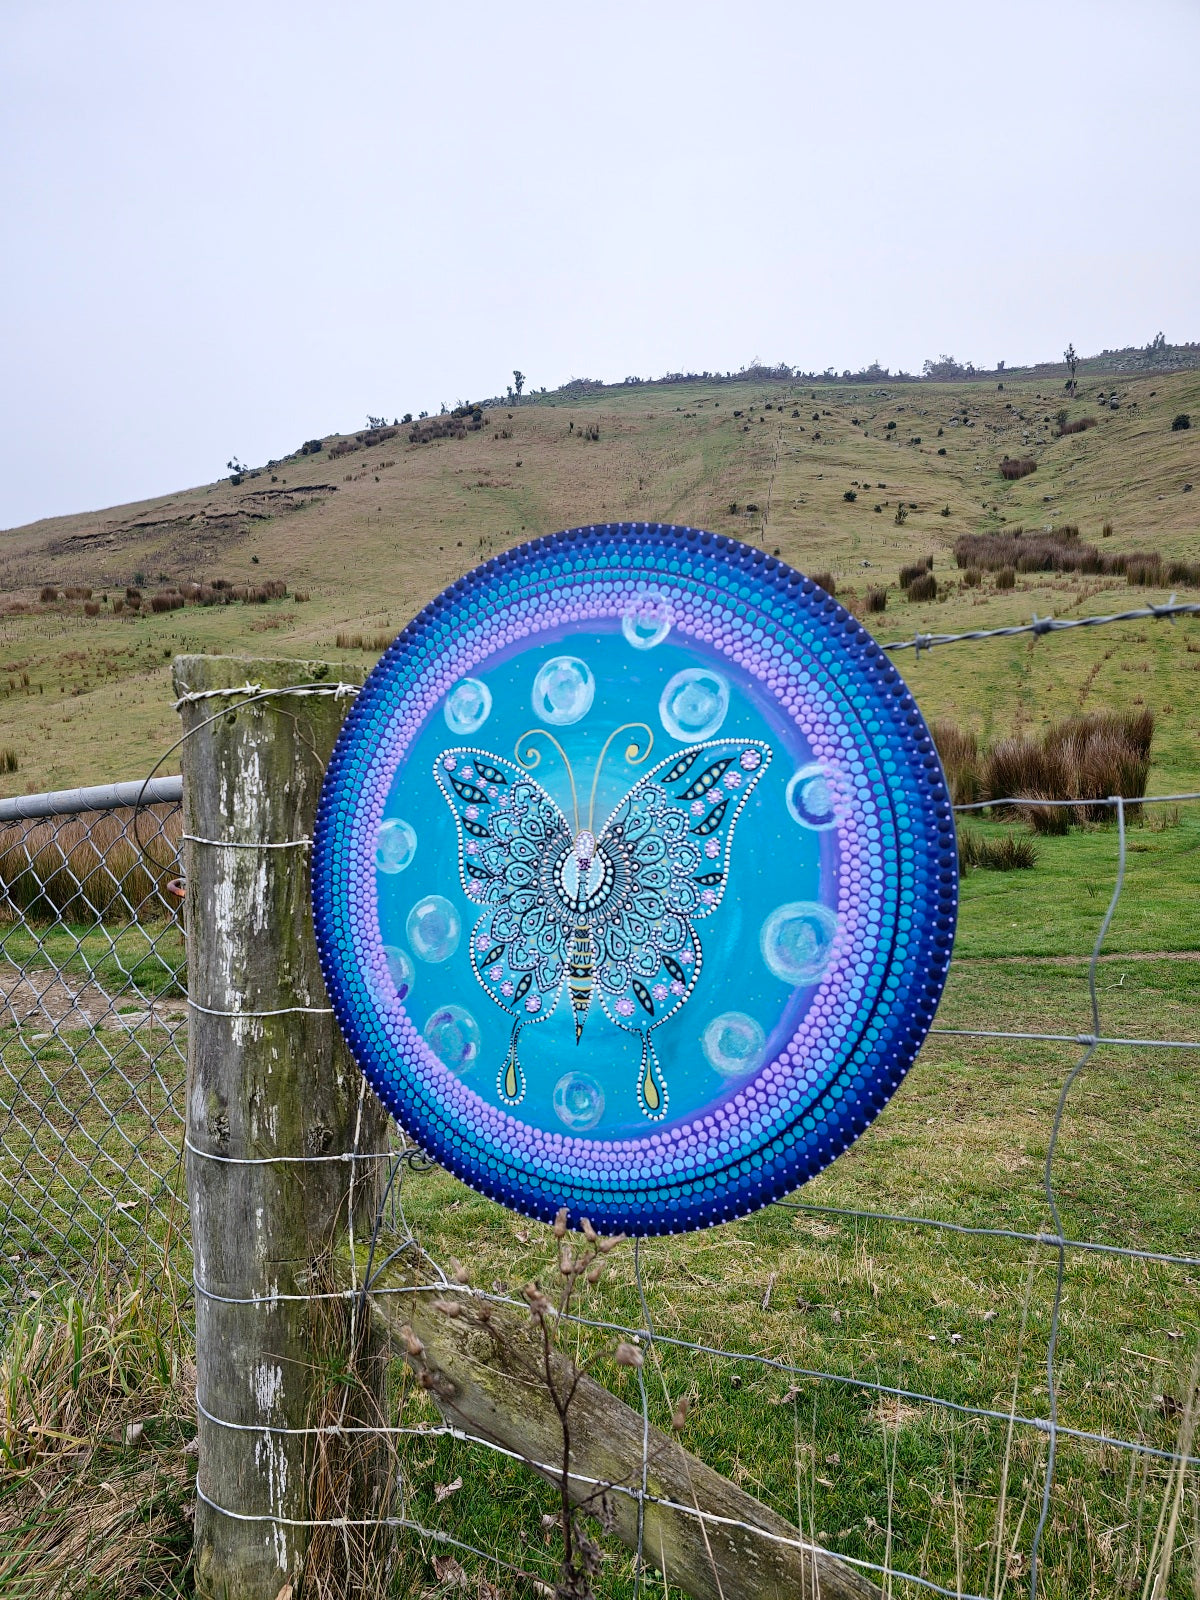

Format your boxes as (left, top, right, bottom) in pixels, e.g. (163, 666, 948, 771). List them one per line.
(3, 664, 1198, 1597)
(0, 778, 188, 1320)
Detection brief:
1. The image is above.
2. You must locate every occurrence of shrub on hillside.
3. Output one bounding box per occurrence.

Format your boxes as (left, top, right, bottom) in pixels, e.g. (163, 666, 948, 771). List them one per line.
(906, 572, 937, 602)
(1057, 416, 1097, 437)
(410, 417, 467, 444)
(1171, 414, 1191, 431)
(39, 586, 58, 603)
(963, 567, 982, 587)
(337, 629, 393, 651)
(995, 567, 1016, 589)
(865, 587, 887, 613)
(810, 572, 837, 596)
(999, 456, 1037, 480)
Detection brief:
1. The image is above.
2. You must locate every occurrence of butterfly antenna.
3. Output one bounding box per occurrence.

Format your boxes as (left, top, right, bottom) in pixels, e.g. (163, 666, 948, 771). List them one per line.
(515, 729, 580, 834)
(587, 722, 654, 832)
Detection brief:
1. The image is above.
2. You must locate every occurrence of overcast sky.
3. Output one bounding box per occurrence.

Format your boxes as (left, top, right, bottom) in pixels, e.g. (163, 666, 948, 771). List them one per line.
(2, 0, 1198, 530)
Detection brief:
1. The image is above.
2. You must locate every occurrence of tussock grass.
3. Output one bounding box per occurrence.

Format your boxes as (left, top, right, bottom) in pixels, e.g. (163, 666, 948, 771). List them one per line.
(0, 805, 181, 923)
(955, 530, 1200, 589)
(958, 828, 1037, 872)
(931, 718, 980, 807)
(336, 629, 394, 652)
(933, 711, 1154, 833)
(905, 571, 938, 602)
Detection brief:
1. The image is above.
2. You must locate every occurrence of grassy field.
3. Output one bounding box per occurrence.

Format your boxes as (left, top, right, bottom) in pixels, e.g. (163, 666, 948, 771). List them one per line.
(1, 367, 1199, 795)
(1, 367, 1198, 1597)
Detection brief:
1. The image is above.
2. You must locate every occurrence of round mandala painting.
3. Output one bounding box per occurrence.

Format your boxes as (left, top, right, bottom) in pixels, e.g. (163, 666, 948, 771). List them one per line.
(312, 523, 957, 1234)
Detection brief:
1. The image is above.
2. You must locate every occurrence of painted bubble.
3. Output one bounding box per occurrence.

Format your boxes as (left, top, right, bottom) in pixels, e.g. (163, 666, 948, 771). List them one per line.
(532, 655, 594, 725)
(375, 817, 417, 874)
(659, 667, 729, 742)
(423, 1004, 481, 1073)
(406, 895, 461, 963)
(621, 600, 672, 651)
(552, 1071, 606, 1131)
(444, 677, 493, 736)
(381, 945, 414, 1001)
(760, 902, 838, 985)
(786, 764, 837, 830)
(701, 1011, 767, 1079)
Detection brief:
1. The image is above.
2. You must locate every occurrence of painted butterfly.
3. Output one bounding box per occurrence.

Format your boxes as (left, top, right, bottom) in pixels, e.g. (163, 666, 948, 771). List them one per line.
(435, 726, 772, 1120)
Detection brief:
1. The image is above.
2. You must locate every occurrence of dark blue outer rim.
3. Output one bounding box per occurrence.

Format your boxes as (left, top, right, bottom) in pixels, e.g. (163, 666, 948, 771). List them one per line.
(312, 523, 959, 1235)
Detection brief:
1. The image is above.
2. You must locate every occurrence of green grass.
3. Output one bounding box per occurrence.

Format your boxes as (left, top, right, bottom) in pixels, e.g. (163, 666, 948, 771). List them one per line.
(367, 953, 1198, 1597)
(1, 367, 1198, 1593)
(2, 368, 1199, 797)
(1, 912, 1195, 1595)
(0, 921, 185, 999)
(951, 812, 1200, 958)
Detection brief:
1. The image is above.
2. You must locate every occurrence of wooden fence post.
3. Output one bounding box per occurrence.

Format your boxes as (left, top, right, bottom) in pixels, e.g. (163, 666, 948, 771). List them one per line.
(175, 655, 389, 1600)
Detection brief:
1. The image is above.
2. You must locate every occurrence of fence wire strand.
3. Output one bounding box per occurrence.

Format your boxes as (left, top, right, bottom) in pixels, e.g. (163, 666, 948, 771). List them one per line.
(4, 640, 1198, 1600)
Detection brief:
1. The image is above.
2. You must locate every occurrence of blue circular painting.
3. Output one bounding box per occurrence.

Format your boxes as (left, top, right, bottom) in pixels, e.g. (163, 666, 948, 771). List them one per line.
(312, 524, 957, 1234)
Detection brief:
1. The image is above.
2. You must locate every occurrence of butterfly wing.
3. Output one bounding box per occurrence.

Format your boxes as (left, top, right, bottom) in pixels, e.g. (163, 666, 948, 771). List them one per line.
(433, 749, 575, 1102)
(590, 738, 772, 1118)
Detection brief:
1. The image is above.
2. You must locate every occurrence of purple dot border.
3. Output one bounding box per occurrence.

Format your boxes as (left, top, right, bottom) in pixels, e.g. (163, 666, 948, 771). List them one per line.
(312, 523, 958, 1235)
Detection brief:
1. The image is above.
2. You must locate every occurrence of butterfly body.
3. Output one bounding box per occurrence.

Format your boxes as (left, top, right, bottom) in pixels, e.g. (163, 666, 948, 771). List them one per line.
(435, 736, 772, 1120)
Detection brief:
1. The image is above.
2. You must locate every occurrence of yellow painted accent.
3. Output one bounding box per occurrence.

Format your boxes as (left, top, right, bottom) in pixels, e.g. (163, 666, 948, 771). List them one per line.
(641, 1052, 661, 1112)
(587, 721, 654, 830)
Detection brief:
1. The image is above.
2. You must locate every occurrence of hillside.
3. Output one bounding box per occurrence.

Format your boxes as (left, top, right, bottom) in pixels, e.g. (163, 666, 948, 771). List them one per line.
(1, 366, 1198, 795)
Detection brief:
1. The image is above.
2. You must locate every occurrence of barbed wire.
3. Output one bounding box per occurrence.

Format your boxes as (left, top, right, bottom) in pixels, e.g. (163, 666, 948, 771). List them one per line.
(5, 643, 1198, 1599)
(881, 596, 1200, 654)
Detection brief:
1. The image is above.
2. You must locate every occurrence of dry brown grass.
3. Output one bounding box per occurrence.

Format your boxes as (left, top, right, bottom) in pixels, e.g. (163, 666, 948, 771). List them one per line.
(336, 629, 393, 652)
(964, 710, 1154, 831)
(1, 367, 1199, 797)
(0, 1254, 195, 1599)
(0, 804, 181, 922)
(930, 719, 980, 806)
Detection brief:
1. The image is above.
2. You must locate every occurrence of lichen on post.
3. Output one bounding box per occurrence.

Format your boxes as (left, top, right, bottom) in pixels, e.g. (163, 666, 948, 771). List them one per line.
(176, 655, 388, 1599)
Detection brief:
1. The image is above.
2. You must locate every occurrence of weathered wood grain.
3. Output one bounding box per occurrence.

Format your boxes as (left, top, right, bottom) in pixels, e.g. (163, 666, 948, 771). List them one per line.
(177, 655, 388, 1599)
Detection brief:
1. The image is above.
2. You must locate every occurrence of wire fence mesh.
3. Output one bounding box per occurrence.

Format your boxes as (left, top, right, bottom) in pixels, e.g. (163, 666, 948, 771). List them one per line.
(3, 624, 1198, 1598)
(0, 789, 188, 1315)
